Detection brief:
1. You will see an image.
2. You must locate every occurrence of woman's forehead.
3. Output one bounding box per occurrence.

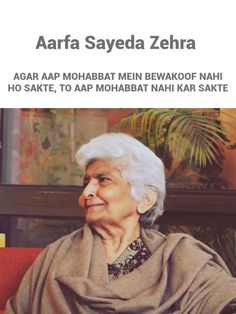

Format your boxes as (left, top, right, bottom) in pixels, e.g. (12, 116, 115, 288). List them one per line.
(85, 159, 120, 176)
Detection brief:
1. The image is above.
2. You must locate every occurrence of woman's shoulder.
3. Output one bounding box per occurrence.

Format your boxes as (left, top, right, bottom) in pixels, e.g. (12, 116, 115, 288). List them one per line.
(143, 226, 212, 249)
(141, 226, 196, 244)
(49, 226, 86, 248)
(143, 227, 230, 274)
(36, 226, 86, 261)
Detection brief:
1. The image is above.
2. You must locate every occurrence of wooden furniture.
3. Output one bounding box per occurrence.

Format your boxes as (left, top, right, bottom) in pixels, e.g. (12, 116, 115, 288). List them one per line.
(1, 185, 236, 244)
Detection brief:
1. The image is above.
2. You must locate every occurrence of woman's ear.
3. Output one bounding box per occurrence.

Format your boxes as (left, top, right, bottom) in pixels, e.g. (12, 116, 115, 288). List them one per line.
(137, 189, 157, 214)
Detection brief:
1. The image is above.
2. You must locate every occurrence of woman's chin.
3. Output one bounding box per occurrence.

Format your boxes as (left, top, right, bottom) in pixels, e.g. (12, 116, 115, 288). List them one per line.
(85, 213, 103, 225)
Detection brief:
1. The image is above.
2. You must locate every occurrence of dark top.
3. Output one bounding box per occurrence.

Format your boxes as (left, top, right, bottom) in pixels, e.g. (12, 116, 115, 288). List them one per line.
(108, 236, 151, 280)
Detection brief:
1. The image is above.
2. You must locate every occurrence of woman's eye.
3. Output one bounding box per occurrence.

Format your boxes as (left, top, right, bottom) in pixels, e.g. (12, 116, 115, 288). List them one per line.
(83, 178, 89, 187)
(99, 177, 110, 184)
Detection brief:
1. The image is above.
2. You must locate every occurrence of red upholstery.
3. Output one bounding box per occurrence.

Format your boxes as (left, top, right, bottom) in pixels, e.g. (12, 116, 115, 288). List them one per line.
(0, 247, 43, 310)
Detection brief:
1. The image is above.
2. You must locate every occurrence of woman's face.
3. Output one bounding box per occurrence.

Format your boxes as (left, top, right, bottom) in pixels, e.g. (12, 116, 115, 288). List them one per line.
(79, 159, 139, 227)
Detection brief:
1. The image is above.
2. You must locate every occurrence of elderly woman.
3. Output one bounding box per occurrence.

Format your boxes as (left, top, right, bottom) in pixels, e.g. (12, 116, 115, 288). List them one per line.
(5, 133, 236, 314)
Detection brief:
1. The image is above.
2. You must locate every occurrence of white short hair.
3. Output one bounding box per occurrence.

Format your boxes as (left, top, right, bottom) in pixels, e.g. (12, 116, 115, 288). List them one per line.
(76, 133, 166, 227)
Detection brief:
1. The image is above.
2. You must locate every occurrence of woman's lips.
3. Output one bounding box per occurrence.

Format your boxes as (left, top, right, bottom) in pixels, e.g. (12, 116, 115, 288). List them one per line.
(85, 203, 105, 209)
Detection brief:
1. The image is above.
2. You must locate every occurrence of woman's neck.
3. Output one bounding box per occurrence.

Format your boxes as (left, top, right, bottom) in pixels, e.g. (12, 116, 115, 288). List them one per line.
(91, 220, 141, 264)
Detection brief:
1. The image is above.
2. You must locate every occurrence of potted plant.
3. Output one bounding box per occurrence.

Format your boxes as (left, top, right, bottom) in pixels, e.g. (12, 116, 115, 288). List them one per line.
(116, 108, 233, 189)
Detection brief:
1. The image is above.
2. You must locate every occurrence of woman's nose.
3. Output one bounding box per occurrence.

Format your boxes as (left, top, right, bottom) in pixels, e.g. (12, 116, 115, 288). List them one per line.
(83, 180, 97, 199)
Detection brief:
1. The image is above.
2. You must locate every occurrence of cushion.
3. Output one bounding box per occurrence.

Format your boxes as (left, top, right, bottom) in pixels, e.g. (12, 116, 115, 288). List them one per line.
(0, 247, 42, 310)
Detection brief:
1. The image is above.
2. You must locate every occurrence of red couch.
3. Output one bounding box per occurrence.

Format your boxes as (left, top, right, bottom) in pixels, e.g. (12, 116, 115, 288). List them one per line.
(0, 247, 43, 312)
